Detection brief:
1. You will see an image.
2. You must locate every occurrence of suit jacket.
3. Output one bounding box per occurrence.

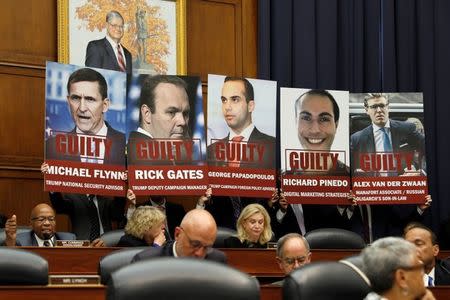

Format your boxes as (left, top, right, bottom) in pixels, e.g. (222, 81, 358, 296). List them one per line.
(205, 196, 268, 230)
(46, 122, 126, 166)
(85, 38, 132, 73)
(49, 192, 126, 240)
(16, 231, 76, 246)
(345, 204, 426, 242)
(117, 233, 148, 247)
(207, 127, 276, 169)
(131, 240, 227, 264)
(435, 258, 450, 285)
(351, 119, 425, 174)
(223, 236, 267, 248)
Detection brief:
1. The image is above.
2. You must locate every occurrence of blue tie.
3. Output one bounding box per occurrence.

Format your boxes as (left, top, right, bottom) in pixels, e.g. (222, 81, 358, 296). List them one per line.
(428, 275, 434, 287)
(380, 127, 392, 152)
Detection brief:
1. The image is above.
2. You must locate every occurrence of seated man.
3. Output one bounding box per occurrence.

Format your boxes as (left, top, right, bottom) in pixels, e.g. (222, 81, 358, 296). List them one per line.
(273, 233, 311, 286)
(132, 209, 226, 263)
(404, 222, 450, 286)
(3, 203, 104, 247)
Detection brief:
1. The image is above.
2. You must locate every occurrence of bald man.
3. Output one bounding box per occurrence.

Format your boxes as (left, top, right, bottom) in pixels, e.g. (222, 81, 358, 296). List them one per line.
(132, 209, 226, 263)
(4, 204, 76, 247)
(273, 233, 311, 286)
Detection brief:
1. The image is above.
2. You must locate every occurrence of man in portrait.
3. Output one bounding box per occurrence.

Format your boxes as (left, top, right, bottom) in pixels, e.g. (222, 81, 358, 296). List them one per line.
(44, 67, 127, 241)
(351, 93, 425, 176)
(207, 76, 276, 169)
(127, 74, 192, 165)
(85, 10, 132, 73)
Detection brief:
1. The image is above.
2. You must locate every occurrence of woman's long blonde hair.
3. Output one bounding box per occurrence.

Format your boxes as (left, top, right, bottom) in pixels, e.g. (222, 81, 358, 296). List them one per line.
(236, 203, 272, 244)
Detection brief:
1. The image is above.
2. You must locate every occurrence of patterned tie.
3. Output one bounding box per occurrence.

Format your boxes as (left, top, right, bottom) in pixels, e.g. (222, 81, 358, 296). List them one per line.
(428, 275, 434, 287)
(228, 136, 244, 167)
(88, 195, 101, 241)
(380, 127, 392, 152)
(117, 44, 126, 72)
(43, 240, 51, 247)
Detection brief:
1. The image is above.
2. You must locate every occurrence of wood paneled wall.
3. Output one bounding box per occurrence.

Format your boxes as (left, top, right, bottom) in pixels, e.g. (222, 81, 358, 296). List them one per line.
(0, 0, 257, 231)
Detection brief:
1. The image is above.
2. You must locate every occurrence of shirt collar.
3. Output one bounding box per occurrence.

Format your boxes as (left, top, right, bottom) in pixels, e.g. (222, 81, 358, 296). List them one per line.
(372, 120, 391, 133)
(106, 35, 119, 49)
(137, 127, 154, 138)
(173, 241, 179, 257)
(34, 233, 54, 247)
(229, 123, 254, 141)
(76, 122, 108, 136)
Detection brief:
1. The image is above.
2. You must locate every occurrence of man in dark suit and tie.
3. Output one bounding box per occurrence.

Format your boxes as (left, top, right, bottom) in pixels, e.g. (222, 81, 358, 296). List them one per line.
(44, 67, 127, 241)
(85, 11, 132, 73)
(127, 75, 192, 165)
(351, 93, 425, 176)
(132, 209, 226, 263)
(404, 222, 450, 286)
(207, 76, 275, 169)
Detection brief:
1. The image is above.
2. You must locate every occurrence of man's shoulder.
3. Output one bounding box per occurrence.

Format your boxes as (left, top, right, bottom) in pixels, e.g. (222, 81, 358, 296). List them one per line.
(351, 125, 372, 140)
(390, 119, 416, 132)
(106, 123, 125, 140)
(250, 127, 275, 143)
(87, 38, 107, 48)
(205, 248, 227, 264)
(132, 243, 170, 262)
(128, 130, 150, 141)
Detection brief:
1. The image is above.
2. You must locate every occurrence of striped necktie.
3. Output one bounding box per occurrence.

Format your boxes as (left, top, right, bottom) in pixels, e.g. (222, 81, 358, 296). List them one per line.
(117, 44, 126, 72)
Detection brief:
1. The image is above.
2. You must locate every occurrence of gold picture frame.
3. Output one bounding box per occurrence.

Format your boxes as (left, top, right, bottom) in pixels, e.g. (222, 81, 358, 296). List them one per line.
(57, 0, 186, 75)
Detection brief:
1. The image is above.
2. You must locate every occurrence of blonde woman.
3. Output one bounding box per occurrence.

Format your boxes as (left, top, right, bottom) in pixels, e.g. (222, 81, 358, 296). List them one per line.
(118, 206, 166, 247)
(224, 203, 273, 248)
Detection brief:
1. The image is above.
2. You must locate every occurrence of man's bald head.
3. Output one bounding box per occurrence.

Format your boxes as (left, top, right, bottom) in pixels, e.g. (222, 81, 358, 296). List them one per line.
(30, 203, 56, 240)
(175, 209, 217, 258)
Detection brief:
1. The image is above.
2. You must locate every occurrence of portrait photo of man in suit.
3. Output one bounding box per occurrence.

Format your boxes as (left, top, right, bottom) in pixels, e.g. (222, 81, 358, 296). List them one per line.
(292, 89, 350, 175)
(46, 67, 126, 166)
(127, 75, 193, 165)
(351, 93, 425, 176)
(207, 76, 276, 169)
(85, 10, 132, 73)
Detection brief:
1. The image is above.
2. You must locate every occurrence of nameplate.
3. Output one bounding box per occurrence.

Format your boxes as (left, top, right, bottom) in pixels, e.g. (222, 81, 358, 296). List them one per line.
(56, 240, 90, 247)
(267, 242, 277, 249)
(49, 275, 100, 285)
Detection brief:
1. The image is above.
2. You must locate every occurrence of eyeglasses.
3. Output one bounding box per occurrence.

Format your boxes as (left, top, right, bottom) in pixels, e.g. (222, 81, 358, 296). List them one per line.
(31, 216, 56, 223)
(368, 103, 388, 110)
(283, 254, 310, 266)
(108, 23, 124, 30)
(179, 227, 213, 252)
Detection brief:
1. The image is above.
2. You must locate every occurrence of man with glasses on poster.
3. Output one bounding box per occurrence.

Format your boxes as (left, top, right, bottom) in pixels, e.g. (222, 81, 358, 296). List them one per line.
(85, 10, 132, 73)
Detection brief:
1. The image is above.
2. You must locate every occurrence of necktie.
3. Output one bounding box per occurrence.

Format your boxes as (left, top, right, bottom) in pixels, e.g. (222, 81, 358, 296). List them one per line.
(230, 197, 241, 226)
(228, 136, 244, 167)
(380, 127, 392, 152)
(117, 44, 126, 72)
(43, 240, 51, 247)
(88, 195, 101, 241)
(428, 275, 434, 287)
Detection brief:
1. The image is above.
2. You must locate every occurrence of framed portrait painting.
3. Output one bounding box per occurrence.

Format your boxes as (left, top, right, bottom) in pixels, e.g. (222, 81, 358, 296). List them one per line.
(57, 0, 186, 75)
